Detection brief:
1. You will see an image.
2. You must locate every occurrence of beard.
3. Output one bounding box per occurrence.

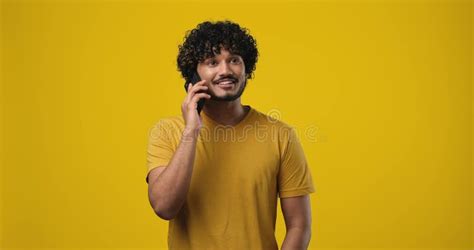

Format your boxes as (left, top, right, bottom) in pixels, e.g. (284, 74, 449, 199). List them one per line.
(210, 79, 247, 102)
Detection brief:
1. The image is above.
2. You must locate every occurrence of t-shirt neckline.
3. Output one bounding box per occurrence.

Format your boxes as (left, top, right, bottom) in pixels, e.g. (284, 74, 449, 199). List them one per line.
(201, 105, 254, 129)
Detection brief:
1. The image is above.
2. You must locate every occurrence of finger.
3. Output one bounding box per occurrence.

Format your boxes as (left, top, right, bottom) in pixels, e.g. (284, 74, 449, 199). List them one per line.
(184, 80, 208, 104)
(187, 88, 208, 104)
(188, 85, 208, 96)
(190, 93, 211, 106)
(195, 79, 207, 84)
(184, 84, 192, 103)
(184, 83, 207, 102)
(190, 83, 208, 91)
(191, 79, 207, 88)
(192, 92, 211, 101)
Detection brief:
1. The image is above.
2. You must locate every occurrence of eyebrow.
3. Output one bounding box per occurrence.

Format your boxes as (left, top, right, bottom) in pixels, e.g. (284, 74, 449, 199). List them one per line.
(204, 55, 240, 61)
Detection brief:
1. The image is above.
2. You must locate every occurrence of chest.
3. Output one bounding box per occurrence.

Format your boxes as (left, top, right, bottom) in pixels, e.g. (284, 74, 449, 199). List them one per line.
(192, 137, 281, 193)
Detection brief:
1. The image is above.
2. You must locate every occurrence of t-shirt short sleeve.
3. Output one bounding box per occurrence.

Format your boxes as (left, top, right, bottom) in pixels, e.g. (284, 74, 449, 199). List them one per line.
(145, 120, 175, 183)
(278, 127, 316, 198)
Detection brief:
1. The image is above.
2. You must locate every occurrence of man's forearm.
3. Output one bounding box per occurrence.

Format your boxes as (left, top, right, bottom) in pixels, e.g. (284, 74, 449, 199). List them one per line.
(281, 227, 311, 250)
(148, 128, 199, 220)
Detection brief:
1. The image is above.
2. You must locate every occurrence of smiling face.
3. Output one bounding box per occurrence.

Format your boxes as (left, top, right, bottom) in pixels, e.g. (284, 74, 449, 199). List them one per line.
(196, 48, 247, 102)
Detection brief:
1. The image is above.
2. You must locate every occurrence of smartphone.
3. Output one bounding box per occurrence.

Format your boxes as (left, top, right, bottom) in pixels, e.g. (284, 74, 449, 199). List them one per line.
(184, 72, 206, 115)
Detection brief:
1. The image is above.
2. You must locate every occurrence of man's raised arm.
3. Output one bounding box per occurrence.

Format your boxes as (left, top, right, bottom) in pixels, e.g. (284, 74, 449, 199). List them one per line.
(147, 79, 210, 220)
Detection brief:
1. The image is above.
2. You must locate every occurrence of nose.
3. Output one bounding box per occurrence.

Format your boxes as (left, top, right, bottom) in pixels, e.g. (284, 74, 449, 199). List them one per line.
(217, 61, 233, 78)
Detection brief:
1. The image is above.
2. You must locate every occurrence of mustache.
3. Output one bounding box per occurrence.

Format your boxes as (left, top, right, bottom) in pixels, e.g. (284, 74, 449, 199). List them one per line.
(214, 76, 237, 84)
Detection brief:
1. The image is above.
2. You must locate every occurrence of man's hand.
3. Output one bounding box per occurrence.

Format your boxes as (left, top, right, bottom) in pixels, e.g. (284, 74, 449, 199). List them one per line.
(181, 79, 211, 131)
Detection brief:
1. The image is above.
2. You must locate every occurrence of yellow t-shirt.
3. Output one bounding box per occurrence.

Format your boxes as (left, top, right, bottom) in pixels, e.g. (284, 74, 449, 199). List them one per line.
(146, 105, 315, 249)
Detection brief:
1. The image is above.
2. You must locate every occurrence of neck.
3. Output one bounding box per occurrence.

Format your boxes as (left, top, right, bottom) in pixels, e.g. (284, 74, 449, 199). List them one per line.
(202, 98, 249, 126)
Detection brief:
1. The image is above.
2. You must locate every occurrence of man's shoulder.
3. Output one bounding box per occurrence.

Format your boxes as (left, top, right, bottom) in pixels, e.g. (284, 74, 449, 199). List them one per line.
(150, 115, 185, 133)
(250, 107, 295, 130)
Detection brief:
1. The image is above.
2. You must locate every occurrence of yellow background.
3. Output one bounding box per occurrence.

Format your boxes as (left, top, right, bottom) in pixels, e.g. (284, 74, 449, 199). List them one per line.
(1, 0, 472, 249)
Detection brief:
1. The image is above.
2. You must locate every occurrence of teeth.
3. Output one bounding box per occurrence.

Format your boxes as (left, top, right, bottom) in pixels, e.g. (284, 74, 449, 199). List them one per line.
(218, 81, 233, 85)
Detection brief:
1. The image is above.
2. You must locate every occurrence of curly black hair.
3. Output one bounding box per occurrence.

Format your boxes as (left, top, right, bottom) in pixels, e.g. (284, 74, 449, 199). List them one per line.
(177, 20, 259, 83)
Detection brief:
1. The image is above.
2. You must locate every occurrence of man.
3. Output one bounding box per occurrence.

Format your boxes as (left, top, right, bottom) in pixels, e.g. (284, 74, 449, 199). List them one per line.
(146, 20, 315, 249)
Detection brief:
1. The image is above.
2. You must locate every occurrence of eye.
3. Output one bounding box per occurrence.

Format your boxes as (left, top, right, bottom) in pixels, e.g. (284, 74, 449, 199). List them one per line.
(230, 57, 242, 64)
(207, 60, 217, 66)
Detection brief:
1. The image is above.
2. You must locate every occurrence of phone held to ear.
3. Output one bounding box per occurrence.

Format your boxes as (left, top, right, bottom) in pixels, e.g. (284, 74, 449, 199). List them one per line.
(184, 72, 206, 115)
